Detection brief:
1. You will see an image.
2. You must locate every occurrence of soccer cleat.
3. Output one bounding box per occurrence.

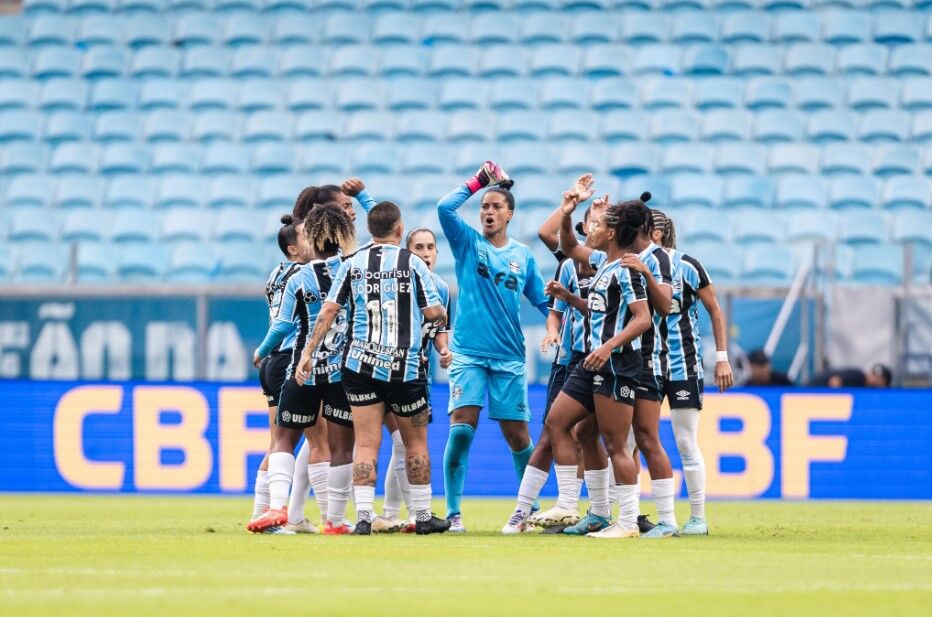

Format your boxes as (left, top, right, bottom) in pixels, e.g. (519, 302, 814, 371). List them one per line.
(416, 515, 451, 535)
(265, 526, 296, 535)
(641, 521, 679, 538)
(637, 514, 656, 533)
(563, 512, 611, 536)
(530, 500, 541, 514)
(401, 515, 416, 534)
(680, 516, 709, 536)
(284, 518, 318, 534)
(447, 514, 466, 533)
(541, 524, 570, 534)
(587, 522, 639, 539)
(501, 509, 530, 535)
(246, 507, 288, 533)
(352, 520, 372, 535)
(371, 515, 404, 534)
(322, 521, 352, 535)
(528, 506, 580, 528)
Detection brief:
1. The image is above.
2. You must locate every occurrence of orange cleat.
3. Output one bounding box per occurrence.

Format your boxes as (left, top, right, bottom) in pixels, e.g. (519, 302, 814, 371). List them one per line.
(247, 507, 288, 533)
(322, 521, 352, 535)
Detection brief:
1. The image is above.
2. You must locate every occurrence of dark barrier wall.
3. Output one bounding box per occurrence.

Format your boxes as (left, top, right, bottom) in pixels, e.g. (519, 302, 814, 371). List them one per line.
(1, 382, 929, 499)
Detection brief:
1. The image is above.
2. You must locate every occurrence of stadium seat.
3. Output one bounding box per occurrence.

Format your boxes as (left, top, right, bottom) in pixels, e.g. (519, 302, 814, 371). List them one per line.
(901, 78, 932, 111)
(829, 174, 881, 209)
(382, 46, 429, 77)
(94, 111, 141, 142)
(556, 143, 607, 175)
(476, 45, 526, 79)
(670, 12, 717, 45)
(130, 47, 181, 79)
(0, 110, 42, 142)
(769, 143, 820, 175)
(569, 12, 617, 45)
(27, 15, 73, 48)
(601, 110, 649, 142)
(237, 80, 283, 112)
(742, 244, 796, 286)
(124, 16, 172, 48)
(807, 110, 857, 143)
(754, 109, 804, 142)
(648, 109, 698, 143)
(215, 241, 266, 281)
(138, 79, 186, 111)
(242, 111, 291, 143)
(715, 143, 767, 175)
(691, 77, 743, 110)
(82, 46, 126, 80)
(786, 209, 839, 244)
(161, 207, 212, 243)
(733, 209, 786, 244)
(192, 110, 241, 142)
(56, 175, 104, 209)
(822, 10, 870, 46)
(173, 13, 222, 48)
(106, 175, 156, 209)
(550, 110, 599, 142)
(539, 77, 589, 110)
(821, 143, 872, 177)
(62, 209, 108, 242)
(75, 242, 117, 282)
(498, 111, 548, 142)
(279, 46, 326, 79)
(670, 174, 724, 209)
(10, 210, 56, 242)
(744, 78, 791, 110)
(0, 15, 27, 47)
(702, 109, 752, 142)
(270, 15, 316, 47)
(44, 111, 92, 143)
(784, 44, 834, 77)
(286, 79, 332, 112)
(355, 143, 403, 174)
(621, 13, 667, 45)
(117, 243, 169, 281)
(836, 44, 887, 77)
(849, 78, 899, 111)
(151, 143, 199, 174)
(677, 209, 734, 246)
(732, 45, 782, 77)
(100, 143, 148, 175)
(392, 110, 444, 142)
(329, 45, 377, 78)
(32, 47, 82, 80)
(838, 210, 889, 244)
(889, 44, 932, 78)
(661, 143, 713, 174)
(910, 110, 932, 142)
(858, 110, 911, 143)
(180, 46, 230, 79)
(4, 175, 54, 208)
(500, 143, 553, 175)
(608, 143, 660, 177)
(428, 46, 478, 78)
(0, 143, 47, 175)
(632, 44, 681, 76)
(682, 44, 728, 76)
(529, 44, 581, 78)
(410, 176, 460, 210)
(848, 243, 904, 284)
(344, 111, 393, 141)
(772, 10, 819, 43)
(873, 11, 922, 45)
(166, 241, 216, 282)
(13, 244, 68, 282)
(35, 79, 85, 112)
(793, 78, 843, 111)
(882, 176, 930, 210)
(50, 142, 99, 174)
(141, 109, 189, 142)
(208, 175, 256, 210)
(447, 110, 496, 142)
(721, 12, 768, 45)
(872, 145, 920, 177)
(294, 111, 341, 141)
(298, 144, 350, 175)
(438, 79, 487, 110)
(0, 80, 36, 112)
(88, 78, 137, 111)
(641, 77, 690, 110)
(372, 12, 417, 45)
(201, 143, 251, 174)
(336, 80, 382, 111)
(682, 241, 742, 284)
(891, 209, 932, 245)
(224, 14, 268, 47)
(775, 175, 828, 209)
(590, 79, 636, 111)
(421, 13, 465, 46)
(385, 78, 436, 111)
(231, 47, 277, 80)
(156, 176, 205, 210)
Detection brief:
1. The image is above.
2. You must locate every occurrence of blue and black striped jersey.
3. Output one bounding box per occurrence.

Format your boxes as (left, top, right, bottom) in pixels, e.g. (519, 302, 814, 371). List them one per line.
(276, 255, 346, 385)
(588, 251, 648, 378)
(551, 259, 591, 365)
(328, 244, 441, 383)
(264, 261, 302, 352)
(665, 249, 712, 381)
(420, 271, 451, 378)
(637, 242, 674, 380)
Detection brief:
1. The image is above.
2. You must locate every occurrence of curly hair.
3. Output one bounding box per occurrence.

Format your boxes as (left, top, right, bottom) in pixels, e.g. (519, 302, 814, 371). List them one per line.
(304, 203, 356, 257)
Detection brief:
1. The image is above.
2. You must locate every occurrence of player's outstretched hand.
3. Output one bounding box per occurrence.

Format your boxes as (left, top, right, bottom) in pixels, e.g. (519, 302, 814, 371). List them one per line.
(715, 360, 734, 393)
(545, 279, 569, 300)
(621, 253, 648, 275)
(252, 350, 263, 369)
(438, 347, 454, 369)
(539, 330, 559, 354)
(466, 161, 513, 193)
(341, 177, 365, 197)
(295, 355, 312, 386)
(583, 344, 611, 371)
(573, 173, 595, 203)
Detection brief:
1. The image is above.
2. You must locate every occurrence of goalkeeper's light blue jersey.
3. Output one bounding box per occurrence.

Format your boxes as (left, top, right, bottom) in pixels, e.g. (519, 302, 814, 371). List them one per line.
(437, 185, 550, 362)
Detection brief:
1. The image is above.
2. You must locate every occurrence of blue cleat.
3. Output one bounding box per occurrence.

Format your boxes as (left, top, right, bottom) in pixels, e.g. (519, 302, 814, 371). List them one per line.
(641, 521, 679, 538)
(563, 512, 611, 536)
(530, 500, 540, 514)
(679, 516, 709, 536)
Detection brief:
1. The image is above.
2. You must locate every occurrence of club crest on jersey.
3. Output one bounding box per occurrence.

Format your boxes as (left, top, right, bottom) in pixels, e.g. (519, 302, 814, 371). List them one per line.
(508, 260, 520, 274)
(451, 384, 463, 400)
(595, 276, 610, 291)
(675, 390, 691, 401)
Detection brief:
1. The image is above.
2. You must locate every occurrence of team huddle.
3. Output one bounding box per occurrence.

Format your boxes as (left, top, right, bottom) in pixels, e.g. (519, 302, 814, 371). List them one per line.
(247, 161, 734, 538)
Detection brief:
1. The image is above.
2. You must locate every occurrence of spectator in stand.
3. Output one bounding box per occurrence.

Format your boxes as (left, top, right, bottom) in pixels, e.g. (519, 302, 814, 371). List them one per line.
(811, 364, 893, 388)
(747, 350, 792, 386)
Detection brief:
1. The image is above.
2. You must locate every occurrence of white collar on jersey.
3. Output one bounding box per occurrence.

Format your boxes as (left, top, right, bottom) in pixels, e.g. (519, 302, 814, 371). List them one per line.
(638, 242, 659, 259)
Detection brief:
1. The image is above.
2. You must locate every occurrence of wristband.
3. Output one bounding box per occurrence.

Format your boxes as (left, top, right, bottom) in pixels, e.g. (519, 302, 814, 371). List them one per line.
(716, 351, 728, 362)
(465, 176, 483, 194)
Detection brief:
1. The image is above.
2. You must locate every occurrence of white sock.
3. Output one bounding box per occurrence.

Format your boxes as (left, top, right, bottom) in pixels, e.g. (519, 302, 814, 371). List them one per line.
(287, 441, 311, 524)
(392, 431, 413, 515)
(651, 477, 677, 528)
(267, 452, 295, 511)
(384, 453, 403, 518)
(584, 467, 610, 518)
(308, 462, 329, 522)
(554, 464, 578, 510)
(327, 463, 352, 525)
(576, 476, 584, 502)
(515, 465, 549, 514)
(251, 469, 270, 519)
(410, 484, 432, 523)
(607, 462, 617, 506)
(354, 485, 375, 523)
(672, 408, 706, 520)
(618, 484, 639, 530)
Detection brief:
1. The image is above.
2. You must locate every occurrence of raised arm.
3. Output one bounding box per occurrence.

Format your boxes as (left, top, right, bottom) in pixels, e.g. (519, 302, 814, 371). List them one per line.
(342, 177, 376, 213)
(538, 173, 594, 253)
(438, 161, 513, 254)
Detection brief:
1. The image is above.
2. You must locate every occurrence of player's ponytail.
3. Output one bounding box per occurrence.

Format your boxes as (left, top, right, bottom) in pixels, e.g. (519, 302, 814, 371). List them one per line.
(306, 203, 356, 257)
(605, 200, 649, 249)
(277, 214, 299, 257)
(651, 209, 676, 249)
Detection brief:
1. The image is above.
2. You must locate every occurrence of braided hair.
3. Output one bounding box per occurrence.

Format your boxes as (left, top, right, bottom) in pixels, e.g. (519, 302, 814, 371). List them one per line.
(276, 214, 299, 257)
(651, 209, 677, 249)
(603, 198, 651, 249)
(305, 203, 356, 257)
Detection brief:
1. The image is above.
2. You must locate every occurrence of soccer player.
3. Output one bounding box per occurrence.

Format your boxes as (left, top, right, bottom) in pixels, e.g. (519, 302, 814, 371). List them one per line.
(296, 202, 450, 535)
(251, 213, 329, 533)
(247, 204, 358, 534)
(650, 210, 734, 535)
(547, 197, 653, 538)
(437, 162, 550, 533)
(292, 178, 375, 224)
(372, 228, 454, 534)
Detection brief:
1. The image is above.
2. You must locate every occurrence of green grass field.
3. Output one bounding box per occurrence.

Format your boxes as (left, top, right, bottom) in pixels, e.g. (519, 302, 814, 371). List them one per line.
(1, 496, 930, 617)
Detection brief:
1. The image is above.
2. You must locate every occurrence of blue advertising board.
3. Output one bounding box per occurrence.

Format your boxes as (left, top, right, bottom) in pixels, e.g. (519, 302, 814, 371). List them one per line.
(1, 381, 929, 499)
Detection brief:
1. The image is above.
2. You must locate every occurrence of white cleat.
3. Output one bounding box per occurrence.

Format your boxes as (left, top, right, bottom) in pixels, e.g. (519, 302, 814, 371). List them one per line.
(528, 506, 580, 528)
(371, 515, 405, 534)
(501, 509, 530, 535)
(265, 526, 297, 535)
(447, 514, 466, 533)
(284, 518, 319, 534)
(586, 522, 640, 538)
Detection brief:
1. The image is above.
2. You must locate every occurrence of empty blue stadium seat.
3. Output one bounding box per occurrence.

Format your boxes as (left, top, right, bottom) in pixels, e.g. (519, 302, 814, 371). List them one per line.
(410, 176, 459, 210)
(270, 15, 316, 47)
(744, 78, 790, 110)
(0, 80, 36, 111)
(477, 45, 526, 79)
(769, 143, 820, 175)
(849, 77, 899, 111)
(670, 12, 717, 45)
(569, 12, 617, 45)
(56, 175, 104, 208)
(519, 12, 567, 45)
(201, 143, 250, 174)
(208, 175, 256, 209)
(156, 176, 205, 209)
(821, 143, 872, 176)
(641, 77, 690, 109)
(286, 79, 332, 112)
(556, 143, 607, 174)
(859, 110, 910, 143)
(621, 13, 667, 45)
(786, 209, 838, 244)
(501, 143, 552, 175)
(550, 109, 599, 142)
(848, 243, 904, 284)
(891, 209, 932, 245)
(772, 10, 819, 43)
(100, 142, 148, 174)
(682, 241, 742, 284)
(106, 175, 156, 209)
(872, 145, 920, 176)
(901, 78, 932, 111)
(251, 142, 295, 174)
(344, 111, 393, 141)
(401, 143, 453, 174)
(151, 142, 199, 174)
(173, 13, 222, 48)
(661, 143, 713, 174)
(822, 10, 870, 46)
(793, 78, 843, 111)
(889, 44, 932, 78)
(839, 210, 889, 244)
(388, 110, 441, 143)
(75, 242, 116, 282)
(754, 109, 804, 142)
(44, 111, 92, 143)
(35, 78, 84, 111)
(775, 175, 827, 209)
(10, 209, 56, 242)
(231, 47, 277, 79)
(702, 109, 752, 141)
(82, 46, 126, 80)
(421, 13, 465, 45)
(649, 109, 699, 143)
(633, 44, 680, 76)
(807, 109, 857, 143)
(601, 110, 648, 142)
(141, 109, 189, 142)
(742, 244, 795, 285)
(836, 44, 887, 77)
(382, 46, 428, 77)
(33, 47, 82, 80)
(829, 174, 880, 209)
(882, 175, 930, 210)
(590, 79, 636, 110)
(50, 142, 99, 173)
(715, 143, 766, 175)
(691, 77, 743, 110)
(224, 14, 268, 47)
(539, 77, 589, 109)
(0, 16, 28, 47)
(785, 43, 834, 77)
(4, 175, 53, 208)
(721, 12, 768, 45)
(138, 79, 186, 110)
(192, 110, 240, 142)
(438, 79, 487, 110)
(13, 244, 68, 282)
(447, 110, 496, 142)
(62, 209, 108, 242)
(124, 16, 172, 48)
(581, 44, 630, 78)
(0, 110, 42, 142)
(385, 78, 436, 111)
(609, 143, 660, 177)
(873, 11, 922, 45)
(161, 207, 212, 243)
(498, 111, 548, 142)
(298, 144, 350, 175)
(372, 12, 416, 45)
(117, 243, 169, 281)
(336, 80, 382, 111)
(242, 110, 290, 142)
(130, 47, 180, 79)
(0, 143, 47, 175)
(215, 241, 266, 281)
(89, 78, 137, 110)
(732, 45, 781, 77)
(95, 111, 141, 142)
(328, 45, 377, 78)
(76, 17, 120, 47)
(279, 45, 326, 79)
(733, 208, 786, 244)
(28, 15, 73, 48)
(180, 46, 230, 78)
(670, 174, 724, 209)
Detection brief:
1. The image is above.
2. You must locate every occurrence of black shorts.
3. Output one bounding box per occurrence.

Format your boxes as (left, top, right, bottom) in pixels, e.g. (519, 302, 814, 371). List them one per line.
(561, 363, 637, 414)
(259, 351, 292, 407)
(322, 381, 353, 427)
(664, 378, 704, 410)
(276, 379, 333, 429)
(341, 369, 429, 418)
(636, 370, 665, 403)
(544, 352, 585, 421)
